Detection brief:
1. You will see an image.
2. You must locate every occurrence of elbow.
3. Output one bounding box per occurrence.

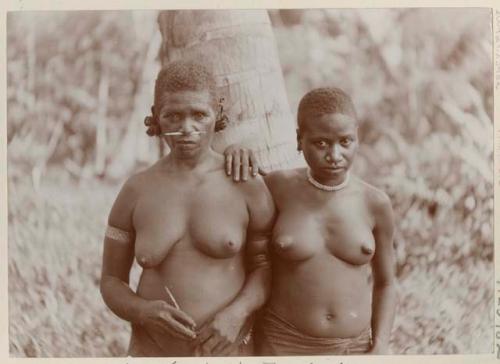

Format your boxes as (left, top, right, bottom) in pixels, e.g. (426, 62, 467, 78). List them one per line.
(99, 274, 116, 304)
(99, 276, 109, 301)
(373, 277, 398, 294)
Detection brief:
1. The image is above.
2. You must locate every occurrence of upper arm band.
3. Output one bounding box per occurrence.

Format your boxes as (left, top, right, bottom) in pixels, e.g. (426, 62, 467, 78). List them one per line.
(105, 225, 132, 244)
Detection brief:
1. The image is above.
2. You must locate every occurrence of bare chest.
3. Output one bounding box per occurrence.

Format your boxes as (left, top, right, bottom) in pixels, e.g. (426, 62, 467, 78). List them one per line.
(132, 175, 249, 268)
(272, 193, 375, 265)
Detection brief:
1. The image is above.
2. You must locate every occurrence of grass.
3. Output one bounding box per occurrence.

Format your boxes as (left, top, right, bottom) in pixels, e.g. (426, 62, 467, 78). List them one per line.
(7, 172, 493, 356)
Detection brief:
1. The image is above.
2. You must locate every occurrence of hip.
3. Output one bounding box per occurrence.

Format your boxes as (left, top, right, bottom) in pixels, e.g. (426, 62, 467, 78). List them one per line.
(254, 307, 372, 356)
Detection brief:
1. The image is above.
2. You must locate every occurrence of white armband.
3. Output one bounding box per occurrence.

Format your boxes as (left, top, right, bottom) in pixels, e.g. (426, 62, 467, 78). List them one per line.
(105, 225, 132, 244)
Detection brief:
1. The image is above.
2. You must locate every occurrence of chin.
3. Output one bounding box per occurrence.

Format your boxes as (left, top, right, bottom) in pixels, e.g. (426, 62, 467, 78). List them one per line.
(175, 146, 200, 158)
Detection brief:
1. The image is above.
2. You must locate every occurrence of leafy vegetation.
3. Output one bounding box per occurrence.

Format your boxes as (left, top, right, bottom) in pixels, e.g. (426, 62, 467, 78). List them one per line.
(7, 8, 493, 356)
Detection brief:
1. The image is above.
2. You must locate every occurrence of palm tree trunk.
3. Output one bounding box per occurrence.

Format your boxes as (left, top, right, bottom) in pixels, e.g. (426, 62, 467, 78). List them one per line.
(158, 10, 298, 171)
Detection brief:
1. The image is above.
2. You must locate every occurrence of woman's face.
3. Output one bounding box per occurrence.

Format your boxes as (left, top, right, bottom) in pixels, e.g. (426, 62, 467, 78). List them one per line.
(157, 90, 216, 159)
(298, 112, 358, 185)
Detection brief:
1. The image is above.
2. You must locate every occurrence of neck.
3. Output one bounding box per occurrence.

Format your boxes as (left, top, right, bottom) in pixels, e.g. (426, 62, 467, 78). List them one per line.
(307, 168, 350, 191)
(311, 170, 348, 186)
(167, 146, 216, 172)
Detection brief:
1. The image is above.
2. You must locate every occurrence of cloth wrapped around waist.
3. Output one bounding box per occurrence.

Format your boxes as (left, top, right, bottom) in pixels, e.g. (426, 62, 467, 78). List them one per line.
(254, 308, 372, 356)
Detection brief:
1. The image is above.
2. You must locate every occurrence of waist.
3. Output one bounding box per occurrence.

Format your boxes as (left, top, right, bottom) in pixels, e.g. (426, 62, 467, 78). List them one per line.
(137, 261, 245, 325)
(269, 262, 372, 337)
(129, 319, 254, 357)
(256, 307, 372, 355)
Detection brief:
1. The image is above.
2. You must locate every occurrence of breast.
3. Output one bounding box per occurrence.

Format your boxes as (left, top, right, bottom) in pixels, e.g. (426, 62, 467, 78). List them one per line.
(324, 217, 375, 266)
(133, 194, 188, 269)
(188, 181, 249, 259)
(272, 210, 324, 261)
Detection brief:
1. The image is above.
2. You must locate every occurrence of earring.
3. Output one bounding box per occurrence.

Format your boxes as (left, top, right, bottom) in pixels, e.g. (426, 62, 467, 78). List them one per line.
(215, 97, 229, 132)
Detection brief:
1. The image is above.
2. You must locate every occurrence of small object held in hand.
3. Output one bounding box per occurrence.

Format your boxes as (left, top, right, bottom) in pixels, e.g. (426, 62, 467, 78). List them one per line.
(162, 131, 206, 136)
(164, 285, 180, 310)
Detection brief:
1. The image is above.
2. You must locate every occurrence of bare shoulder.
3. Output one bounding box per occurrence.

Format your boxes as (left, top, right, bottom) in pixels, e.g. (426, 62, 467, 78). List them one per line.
(238, 174, 276, 231)
(264, 168, 303, 195)
(355, 177, 393, 228)
(239, 173, 272, 200)
(108, 165, 155, 228)
(357, 177, 391, 207)
(120, 165, 155, 196)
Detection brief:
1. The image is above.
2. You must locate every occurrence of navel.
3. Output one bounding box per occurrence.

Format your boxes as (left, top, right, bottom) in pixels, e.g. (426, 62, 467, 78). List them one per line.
(326, 313, 335, 321)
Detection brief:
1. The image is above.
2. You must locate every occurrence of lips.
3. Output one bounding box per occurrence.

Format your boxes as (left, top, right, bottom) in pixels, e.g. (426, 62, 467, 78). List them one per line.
(176, 140, 196, 144)
(323, 166, 345, 173)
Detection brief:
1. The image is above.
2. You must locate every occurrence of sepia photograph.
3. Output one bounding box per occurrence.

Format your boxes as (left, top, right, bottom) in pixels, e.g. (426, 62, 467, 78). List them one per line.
(4, 2, 495, 360)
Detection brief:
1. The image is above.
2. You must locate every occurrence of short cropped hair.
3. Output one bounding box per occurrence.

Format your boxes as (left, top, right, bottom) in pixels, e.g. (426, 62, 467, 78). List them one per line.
(297, 87, 357, 129)
(153, 59, 218, 112)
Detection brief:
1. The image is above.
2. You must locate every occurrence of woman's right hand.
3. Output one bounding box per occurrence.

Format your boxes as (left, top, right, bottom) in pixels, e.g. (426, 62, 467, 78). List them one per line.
(223, 144, 266, 182)
(138, 300, 197, 341)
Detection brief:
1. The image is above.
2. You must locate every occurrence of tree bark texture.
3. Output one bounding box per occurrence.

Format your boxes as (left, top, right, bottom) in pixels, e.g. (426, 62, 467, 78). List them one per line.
(158, 10, 299, 171)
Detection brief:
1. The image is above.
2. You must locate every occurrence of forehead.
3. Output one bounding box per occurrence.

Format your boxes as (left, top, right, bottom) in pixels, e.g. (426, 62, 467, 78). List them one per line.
(301, 113, 358, 136)
(158, 90, 214, 112)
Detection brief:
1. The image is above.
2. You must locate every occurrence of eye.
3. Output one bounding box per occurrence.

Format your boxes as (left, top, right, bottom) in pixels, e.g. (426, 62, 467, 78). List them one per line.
(340, 138, 352, 147)
(193, 111, 206, 121)
(315, 140, 328, 148)
(162, 112, 181, 122)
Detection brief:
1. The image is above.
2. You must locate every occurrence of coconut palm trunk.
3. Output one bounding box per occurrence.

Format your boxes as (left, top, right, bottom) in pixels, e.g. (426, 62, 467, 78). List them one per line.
(158, 9, 298, 171)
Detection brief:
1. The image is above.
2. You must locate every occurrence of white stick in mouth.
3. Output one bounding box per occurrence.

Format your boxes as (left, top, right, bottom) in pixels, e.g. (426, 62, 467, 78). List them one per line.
(161, 131, 206, 136)
(164, 285, 181, 309)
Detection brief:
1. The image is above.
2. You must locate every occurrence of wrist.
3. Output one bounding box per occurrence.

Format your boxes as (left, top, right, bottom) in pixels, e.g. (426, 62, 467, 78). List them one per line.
(132, 299, 151, 325)
(225, 301, 252, 321)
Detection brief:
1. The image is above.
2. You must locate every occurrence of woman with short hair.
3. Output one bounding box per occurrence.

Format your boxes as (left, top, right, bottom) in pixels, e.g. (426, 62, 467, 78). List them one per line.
(225, 87, 397, 355)
(100, 60, 276, 357)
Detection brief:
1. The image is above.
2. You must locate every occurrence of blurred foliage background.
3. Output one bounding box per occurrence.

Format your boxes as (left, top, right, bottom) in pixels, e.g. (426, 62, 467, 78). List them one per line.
(7, 8, 493, 356)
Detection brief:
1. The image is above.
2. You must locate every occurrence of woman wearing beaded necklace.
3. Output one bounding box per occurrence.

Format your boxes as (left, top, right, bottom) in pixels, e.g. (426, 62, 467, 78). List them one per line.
(224, 87, 397, 355)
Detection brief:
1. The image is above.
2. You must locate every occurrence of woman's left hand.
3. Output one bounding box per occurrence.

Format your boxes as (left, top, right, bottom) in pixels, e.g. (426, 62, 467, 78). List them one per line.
(193, 306, 248, 356)
(223, 144, 265, 182)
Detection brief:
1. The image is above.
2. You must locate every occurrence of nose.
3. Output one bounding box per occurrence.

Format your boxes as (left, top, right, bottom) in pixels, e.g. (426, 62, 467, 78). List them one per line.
(179, 117, 196, 134)
(326, 144, 342, 163)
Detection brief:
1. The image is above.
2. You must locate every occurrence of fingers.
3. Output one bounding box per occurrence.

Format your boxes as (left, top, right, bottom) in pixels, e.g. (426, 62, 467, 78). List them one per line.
(194, 324, 213, 346)
(170, 307, 197, 330)
(211, 340, 232, 356)
(225, 152, 233, 176)
(151, 317, 188, 340)
(217, 342, 237, 356)
(161, 312, 197, 340)
(241, 149, 249, 181)
(232, 149, 241, 182)
(200, 335, 220, 356)
(249, 151, 259, 177)
(225, 147, 260, 182)
(258, 167, 268, 176)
